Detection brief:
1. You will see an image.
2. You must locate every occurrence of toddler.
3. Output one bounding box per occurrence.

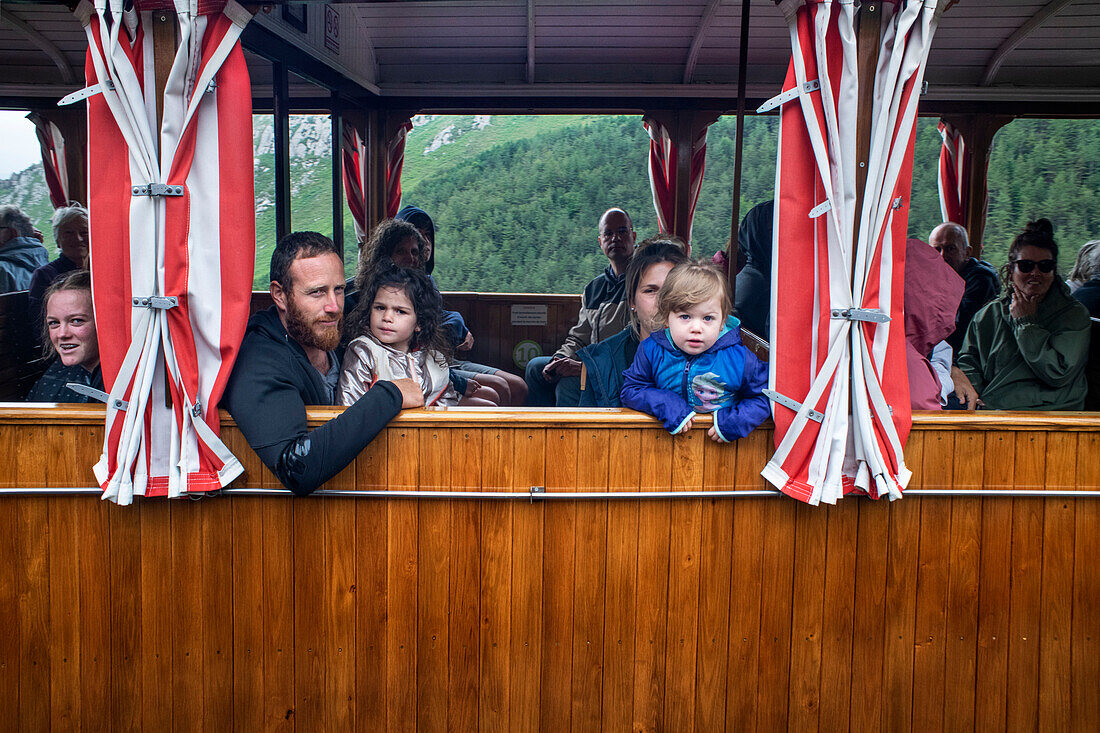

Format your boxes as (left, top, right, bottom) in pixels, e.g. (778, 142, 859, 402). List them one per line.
(621, 261, 769, 442)
(339, 266, 493, 407)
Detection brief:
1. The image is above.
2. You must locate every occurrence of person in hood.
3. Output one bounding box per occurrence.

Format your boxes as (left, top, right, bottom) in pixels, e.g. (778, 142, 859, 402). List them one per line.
(732, 200, 773, 339)
(223, 231, 424, 496)
(0, 205, 48, 294)
(621, 260, 769, 443)
(957, 218, 1091, 411)
(394, 206, 528, 405)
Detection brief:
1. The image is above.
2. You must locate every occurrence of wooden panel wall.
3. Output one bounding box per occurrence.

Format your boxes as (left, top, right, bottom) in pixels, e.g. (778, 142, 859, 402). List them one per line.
(440, 292, 580, 374)
(0, 409, 1098, 731)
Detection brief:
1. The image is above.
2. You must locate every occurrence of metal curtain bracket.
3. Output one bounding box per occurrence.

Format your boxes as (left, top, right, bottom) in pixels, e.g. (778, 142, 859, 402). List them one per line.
(756, 79, 821, 114)
(132, 296, 178, 309)
(763, 389, 825, 422)
(131, 183, 184, 197)
(831, 308, 890, 323)
(892, 197, 903, 209)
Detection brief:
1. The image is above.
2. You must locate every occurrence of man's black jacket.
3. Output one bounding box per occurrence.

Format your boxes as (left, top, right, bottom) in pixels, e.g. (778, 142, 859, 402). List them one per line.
(222, 306, 401, 495)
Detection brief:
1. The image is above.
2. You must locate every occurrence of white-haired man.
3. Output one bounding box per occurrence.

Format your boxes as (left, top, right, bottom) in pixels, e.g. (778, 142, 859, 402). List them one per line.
(0, 205, 48, 294)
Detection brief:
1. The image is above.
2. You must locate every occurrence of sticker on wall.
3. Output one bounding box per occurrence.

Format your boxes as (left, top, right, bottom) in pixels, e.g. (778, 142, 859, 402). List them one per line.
(510, 304, 547, 326)
(513, 340, 542, 370)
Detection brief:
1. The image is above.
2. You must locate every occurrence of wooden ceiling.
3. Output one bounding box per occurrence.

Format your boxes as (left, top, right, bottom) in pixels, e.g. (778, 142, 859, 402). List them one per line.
(1, 1, 1099, 111)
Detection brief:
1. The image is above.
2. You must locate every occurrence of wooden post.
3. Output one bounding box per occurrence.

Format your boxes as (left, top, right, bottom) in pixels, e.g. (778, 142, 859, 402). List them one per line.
(940, 114, 1014, 257)
(852, 0, 882, 247)
(365, 109, 415, 232)
(644, 109, 718, 247)
(330, 92, 344, 259)
(151, 10, 176, 137)
(30, 108, 88, 206)
(272, 61, 292, 243)
(727, 0, 752, 297)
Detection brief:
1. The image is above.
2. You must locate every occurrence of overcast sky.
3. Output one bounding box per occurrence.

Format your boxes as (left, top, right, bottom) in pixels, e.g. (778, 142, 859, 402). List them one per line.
(0, 110, 43, 179)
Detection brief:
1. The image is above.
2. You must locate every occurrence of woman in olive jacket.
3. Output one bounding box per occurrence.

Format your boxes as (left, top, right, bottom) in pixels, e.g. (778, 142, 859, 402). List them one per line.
(957, 219, 1091, 411)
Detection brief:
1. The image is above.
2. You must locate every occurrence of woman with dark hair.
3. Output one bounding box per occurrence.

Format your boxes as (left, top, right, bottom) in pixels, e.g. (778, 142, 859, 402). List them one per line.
(576, 238, 690, 407)
(957, 218, 1091, 410)
(26, 269, 103, 402)
(394, 206, 529, 406)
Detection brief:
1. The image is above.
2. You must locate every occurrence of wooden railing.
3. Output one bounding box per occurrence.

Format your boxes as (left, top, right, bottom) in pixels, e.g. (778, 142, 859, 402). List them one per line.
(1, 405, 1098, 731)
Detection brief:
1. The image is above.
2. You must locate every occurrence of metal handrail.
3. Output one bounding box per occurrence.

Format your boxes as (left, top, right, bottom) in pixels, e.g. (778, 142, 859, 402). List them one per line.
(1, 487, 1098, 499)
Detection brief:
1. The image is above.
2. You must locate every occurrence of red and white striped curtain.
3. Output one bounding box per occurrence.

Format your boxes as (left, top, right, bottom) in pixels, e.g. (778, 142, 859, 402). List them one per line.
(642, 116, 707, 239)
(27, 113, 70, 208)
(78, 0, 254, 504)
(341, 124, 368, 243)
(341, 119, 413, 242)
(937, 118, 969, 223)
(763, 0, 943, 505)
(384, 119, 413, 219)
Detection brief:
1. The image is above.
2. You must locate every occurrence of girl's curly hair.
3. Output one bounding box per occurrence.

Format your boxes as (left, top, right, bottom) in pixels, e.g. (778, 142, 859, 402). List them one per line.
(346, 265, 451, 359)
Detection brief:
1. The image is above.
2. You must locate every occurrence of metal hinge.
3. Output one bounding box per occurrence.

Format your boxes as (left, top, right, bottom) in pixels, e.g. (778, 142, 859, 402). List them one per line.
(132, 295, 178, 309)
(831, 308, 890, 323)
(132, 183, 184, 197)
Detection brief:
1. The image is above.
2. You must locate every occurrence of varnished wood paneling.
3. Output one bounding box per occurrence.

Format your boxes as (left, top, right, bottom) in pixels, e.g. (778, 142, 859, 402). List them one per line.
(0, 408, 1099, 731)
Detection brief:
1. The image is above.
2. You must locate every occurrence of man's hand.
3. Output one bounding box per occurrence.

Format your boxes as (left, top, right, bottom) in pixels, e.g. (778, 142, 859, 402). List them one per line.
(464, 378, 483, 397)
(544, 357, 582, 380)
(458, 332, 475, 351)
(950, 365, 981, 410)
(391, 378, 425, 409)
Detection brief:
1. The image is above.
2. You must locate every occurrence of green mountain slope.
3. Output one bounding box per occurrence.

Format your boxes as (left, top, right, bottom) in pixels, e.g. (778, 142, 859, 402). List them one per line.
(4, 114, 1099, 293)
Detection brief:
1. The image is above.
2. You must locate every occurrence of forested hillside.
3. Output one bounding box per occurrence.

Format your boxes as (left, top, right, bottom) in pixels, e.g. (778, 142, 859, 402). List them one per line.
(3, 114, 1099, 293)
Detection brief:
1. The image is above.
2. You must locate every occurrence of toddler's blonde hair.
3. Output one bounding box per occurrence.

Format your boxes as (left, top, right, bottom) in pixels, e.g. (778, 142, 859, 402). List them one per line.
(654, 260, 731, 329)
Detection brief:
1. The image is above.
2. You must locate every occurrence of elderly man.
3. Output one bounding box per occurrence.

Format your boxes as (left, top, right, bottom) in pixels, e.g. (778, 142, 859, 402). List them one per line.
(0, 205, 48, 294)
(525, 207, 635, 406)
(28, 203, 89, 320)
(929, 222, 999, 354)
(223, 231, 423, 496)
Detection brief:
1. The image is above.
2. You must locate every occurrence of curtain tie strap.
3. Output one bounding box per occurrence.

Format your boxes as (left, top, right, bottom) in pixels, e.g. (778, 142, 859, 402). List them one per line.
(809, 201, 831, 218)
(756, 79, 820, 114)
(763, 389, 824, 423)
(58, 80, 114, 106)
(64, 382, 129, 411)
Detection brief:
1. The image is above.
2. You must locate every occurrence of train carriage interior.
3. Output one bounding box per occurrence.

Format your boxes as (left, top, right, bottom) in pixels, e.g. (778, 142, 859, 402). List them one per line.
(1, 2, 1100, 730)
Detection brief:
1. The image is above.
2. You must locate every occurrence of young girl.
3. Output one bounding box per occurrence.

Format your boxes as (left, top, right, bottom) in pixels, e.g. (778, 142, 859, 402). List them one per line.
(620, 261, 769, 442)
(338, 266, 493, 407)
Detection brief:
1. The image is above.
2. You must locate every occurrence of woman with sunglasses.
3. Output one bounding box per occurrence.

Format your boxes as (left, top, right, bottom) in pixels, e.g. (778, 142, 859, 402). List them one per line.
(956, 218, 1091, 410)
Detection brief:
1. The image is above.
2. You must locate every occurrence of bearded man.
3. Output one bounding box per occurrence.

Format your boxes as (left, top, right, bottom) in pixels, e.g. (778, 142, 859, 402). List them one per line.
(224, 231, 423, 495)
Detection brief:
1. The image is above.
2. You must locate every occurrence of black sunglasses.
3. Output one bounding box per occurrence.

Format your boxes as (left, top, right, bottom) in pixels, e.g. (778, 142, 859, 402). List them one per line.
(1012, 258, 1056, 274)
